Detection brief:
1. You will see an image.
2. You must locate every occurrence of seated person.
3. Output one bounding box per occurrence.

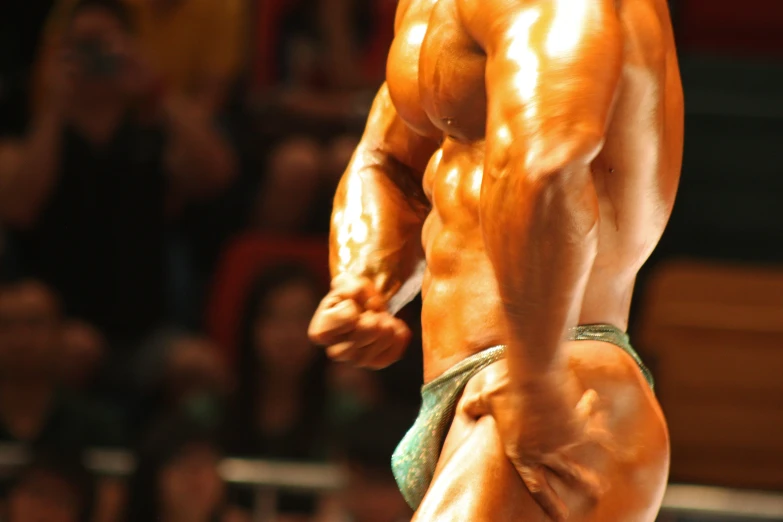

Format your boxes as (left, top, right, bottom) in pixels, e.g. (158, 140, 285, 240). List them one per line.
(318, 409, 413, 522)
(226, 263, 330, 517)
(0, 280, 126, 522)
(59, 319, 107, 396)
(132, 331, 231, 440)
(127, 416, 247, 522)
(0, 0, 236, 347)
(4, 450, 95, 522)
(0, 280, 124, 450)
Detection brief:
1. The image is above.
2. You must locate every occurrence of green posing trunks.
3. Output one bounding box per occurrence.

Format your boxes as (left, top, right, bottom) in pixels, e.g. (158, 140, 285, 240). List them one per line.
(391, 324, 654, 510)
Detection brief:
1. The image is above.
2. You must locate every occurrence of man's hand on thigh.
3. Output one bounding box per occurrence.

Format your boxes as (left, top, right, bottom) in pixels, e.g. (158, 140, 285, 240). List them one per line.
(473, 365, 618, 521)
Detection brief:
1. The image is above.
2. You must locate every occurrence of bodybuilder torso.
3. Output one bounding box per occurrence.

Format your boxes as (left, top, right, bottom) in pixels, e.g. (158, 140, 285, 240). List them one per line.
(384, 0, 683, 381)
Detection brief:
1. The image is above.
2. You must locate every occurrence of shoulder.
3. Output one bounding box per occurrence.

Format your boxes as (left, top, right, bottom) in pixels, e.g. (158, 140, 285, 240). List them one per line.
(456, 0, 624, 53)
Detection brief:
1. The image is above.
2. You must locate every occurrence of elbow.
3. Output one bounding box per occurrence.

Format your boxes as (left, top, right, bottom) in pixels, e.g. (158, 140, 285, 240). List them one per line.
(484, 128, 603, 235)
(492, 124, 604, 193)
(523, 127, 605, 183)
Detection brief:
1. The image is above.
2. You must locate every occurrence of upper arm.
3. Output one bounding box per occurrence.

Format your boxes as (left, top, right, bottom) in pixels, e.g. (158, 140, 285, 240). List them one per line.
(460, 0, 623, 174)
(344, 83, 438, 214)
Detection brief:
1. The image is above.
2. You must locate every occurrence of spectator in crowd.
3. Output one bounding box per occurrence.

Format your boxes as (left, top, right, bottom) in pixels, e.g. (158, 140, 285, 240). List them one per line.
(0, 0, 236, 348)
(38, 0, 246, 118)
(127, 417, 246, 522)
(229, 263, 328, 459)
(226, 263, 329, 517)
(128, 0, 246, 117)
(317, 409, 413, 522)
(319, 0, 396, 90)
(0, 280, 124, 450)
(134, 332, 231, 438)
(60, 320, 107, 395)
(250, 132, 359, 237)
(251, 0, 386, 123)
(4, 450, 95, 522)
(251, 136, 323, 235)
(0, 280, 126, 522)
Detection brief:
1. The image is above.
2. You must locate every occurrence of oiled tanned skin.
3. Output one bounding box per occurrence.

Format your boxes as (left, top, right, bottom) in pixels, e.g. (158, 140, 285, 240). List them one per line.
(309, 0, 683, 519)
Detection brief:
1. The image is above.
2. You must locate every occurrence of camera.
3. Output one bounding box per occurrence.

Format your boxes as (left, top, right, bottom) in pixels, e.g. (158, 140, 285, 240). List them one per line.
(72, 40, 123, 78)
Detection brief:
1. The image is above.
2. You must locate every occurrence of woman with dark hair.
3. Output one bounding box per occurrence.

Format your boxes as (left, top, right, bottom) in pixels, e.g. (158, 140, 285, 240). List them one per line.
(230, 262, 328, 459)
(227, 262, 329, 518)
(126, 417, 244, 522)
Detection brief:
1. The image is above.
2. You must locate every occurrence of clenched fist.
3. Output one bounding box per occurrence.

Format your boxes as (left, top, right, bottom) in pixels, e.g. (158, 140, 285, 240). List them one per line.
(308, 274, 411, 369)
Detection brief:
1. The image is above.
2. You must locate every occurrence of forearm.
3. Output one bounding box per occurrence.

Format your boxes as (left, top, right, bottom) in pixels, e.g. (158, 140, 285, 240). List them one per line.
(0, 112, 62, 227)
(481, 148, 600, 383)
(330, 146, 428, 311)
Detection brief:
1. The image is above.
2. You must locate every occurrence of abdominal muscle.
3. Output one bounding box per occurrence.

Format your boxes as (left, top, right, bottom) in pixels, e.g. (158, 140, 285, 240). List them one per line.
(418, 140, 637, 383)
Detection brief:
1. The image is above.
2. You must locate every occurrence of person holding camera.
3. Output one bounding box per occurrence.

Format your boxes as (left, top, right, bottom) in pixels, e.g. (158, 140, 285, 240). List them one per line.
(0, 0, 236, 349)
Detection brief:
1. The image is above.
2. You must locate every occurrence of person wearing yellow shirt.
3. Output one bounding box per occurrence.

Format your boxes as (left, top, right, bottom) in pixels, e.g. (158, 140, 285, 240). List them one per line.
(37, 0, 246, 117)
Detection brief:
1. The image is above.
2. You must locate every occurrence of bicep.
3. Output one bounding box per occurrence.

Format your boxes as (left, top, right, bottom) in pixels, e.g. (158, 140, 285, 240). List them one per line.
(466, 0, 623, 172)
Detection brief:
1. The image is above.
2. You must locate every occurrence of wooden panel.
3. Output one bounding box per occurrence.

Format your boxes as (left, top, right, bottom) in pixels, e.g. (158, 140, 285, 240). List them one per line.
(636, 261, 783, 489)
(654, 330, 783, 398)
(671, 447, 783, 489)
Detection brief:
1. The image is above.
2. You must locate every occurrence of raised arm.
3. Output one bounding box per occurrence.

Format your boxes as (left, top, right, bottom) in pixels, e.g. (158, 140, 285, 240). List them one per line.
(463, 0, 622, 382)
(330, 83, 437, 311)
(309, 84, 437, 368)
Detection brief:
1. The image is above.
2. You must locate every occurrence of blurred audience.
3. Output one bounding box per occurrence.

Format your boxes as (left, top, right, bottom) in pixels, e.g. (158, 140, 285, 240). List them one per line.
(251, 133, 358, 236)
(229, 264, 327, 460)
(127, 417, 246, 522)
(60, 320, 107, 395)
(0, 280, 124, 450)
(4, 450, 95, 522)
(251, 0, 387, 123)
(0, 3, 58, 138)
(227, 263, 329, 517)
(39, 0, 245, 118)
(318, 0, 395, 90)
(0, 280, 127, 522)
(127, 0, 246, 117)
(0, 0, 236, 348)
(133, 331, 230, 441)
(317, 409, 412, 522)
(252, 136, 322, 235)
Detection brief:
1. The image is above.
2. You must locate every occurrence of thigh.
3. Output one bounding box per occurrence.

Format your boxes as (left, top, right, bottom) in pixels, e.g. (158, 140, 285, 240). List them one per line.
(412, 410, 545, 522)
(412, 353, 669, 522)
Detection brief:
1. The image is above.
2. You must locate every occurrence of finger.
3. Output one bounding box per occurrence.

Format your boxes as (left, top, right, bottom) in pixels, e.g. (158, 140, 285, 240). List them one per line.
(517, 465, 569, 522)
(361, 316, 411, 368)
(573, 389, 624, 455)
(331, 274, 378, 308)
(541, 453, 604, 499)
(326, 341, 358, 362)
(323, 313, 382, 361)
(575, 389, 600, 420)
(309, 299, 362, 344)
(355, 337, 394, 369)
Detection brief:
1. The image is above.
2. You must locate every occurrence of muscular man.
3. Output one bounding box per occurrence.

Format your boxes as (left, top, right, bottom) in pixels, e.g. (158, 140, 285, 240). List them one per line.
(309, 0, 683, 519)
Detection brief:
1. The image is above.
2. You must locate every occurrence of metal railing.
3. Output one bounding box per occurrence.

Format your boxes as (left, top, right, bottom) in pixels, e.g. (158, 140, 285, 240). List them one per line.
(1, 445, 781, 521)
